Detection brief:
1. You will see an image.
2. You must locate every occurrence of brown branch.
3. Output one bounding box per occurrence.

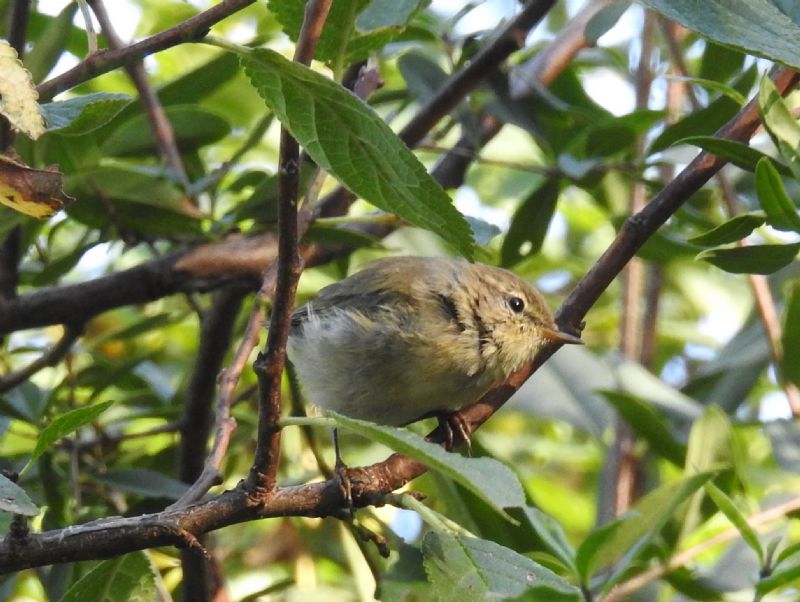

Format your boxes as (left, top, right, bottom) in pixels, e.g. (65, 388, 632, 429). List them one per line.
(398, 0, 555, 147)
(36, 0, 256, 100)
(88, 0, 191, 189)
(246, 0, 332, 495)
(0, 324, 82, 393)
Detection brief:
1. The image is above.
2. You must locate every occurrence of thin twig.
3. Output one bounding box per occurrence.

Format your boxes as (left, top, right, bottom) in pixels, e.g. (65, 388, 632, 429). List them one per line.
(0, 324, 82, 392)
(88, 0, 191, 190)
(246, 0, 333, 496)
(37, 0, 256, 100)
(659, 19, 800, 416)
(603, 496, 800, 602)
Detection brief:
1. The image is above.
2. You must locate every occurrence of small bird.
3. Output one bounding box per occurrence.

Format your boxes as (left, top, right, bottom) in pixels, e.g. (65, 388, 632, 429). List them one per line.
(288, 256, 583, 434)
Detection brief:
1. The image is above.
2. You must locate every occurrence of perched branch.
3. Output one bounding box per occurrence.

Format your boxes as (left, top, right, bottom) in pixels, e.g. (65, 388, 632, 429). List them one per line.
(36, 0, 257, 100)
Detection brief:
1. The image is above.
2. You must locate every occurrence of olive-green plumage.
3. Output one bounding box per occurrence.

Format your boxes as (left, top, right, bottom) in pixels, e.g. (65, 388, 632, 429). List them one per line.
(287, 256, 582, 426)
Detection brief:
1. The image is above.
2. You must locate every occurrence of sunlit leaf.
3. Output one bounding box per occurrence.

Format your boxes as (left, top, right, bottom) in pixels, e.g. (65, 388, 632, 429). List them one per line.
(755, 157, 800, 232)
(241, 48, 474, 257)
(422, 531, 581, 601)
(697, 243, 800, 274)
(60, 552, 156, 602)
(0, 40, 45, 139)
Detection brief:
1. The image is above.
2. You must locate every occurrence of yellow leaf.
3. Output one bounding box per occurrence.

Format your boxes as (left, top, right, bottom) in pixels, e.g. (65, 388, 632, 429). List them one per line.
(0, 152, 73, 218)
(0, 39, 45, 139)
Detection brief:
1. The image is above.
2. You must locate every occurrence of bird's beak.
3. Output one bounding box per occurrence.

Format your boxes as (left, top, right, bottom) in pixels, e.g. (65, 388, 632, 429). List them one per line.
(540, 326, 584, 345)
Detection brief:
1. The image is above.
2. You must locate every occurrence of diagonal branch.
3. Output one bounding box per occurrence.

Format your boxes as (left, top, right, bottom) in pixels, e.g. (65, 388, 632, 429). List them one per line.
(36, 0, 256, 100)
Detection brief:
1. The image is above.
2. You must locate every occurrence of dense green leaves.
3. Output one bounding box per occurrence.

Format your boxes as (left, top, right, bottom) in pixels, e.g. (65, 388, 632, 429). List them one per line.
(242, 47, 474, 257)
(639, 0, 800, 70)
(60, 552, 156, 602)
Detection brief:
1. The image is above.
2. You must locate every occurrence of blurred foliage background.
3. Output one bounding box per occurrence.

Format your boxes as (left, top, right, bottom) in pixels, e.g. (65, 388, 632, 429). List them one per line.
(2, 0, 800, 600)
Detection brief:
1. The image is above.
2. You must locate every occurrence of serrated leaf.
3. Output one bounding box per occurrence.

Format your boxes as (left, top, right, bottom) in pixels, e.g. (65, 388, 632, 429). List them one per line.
(27, 401, 114, 467)
(599, 390, 687, 466)
(639, 0, 800, 71)
(60, 552, 156, 602)
(327, 412, 523, 521)
(242, 48, 474, 258)
(422, 531, 581, 602)
(688, 212, 767, 246)
(697, 242, 800, 274)
(0, 153, 73, 218)
(755, 157, 800, 232)
(679, 136, 789, 174)
(704, 482, 764, 564)
(0, 473, 39, 516)
(784, 281, 800, 387)
(501, 178, 560, 267)
(41, 93, 133, 136)
(0, 40, 45, 139)
(269, 0, 367, 64)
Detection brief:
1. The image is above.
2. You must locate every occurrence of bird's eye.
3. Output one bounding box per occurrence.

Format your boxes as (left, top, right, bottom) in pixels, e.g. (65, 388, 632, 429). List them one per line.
(507, 296, 525, 313)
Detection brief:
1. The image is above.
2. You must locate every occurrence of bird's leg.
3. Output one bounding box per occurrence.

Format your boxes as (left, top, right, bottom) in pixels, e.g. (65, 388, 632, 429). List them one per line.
(333, 428, 354, 517)
(436, 412, 472, 454)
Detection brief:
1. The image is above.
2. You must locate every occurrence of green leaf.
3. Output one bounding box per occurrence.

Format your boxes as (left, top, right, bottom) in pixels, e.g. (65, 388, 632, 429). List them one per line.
(599, 390, 687, 466)
(501, 178, 561, 266)
(269, 0, 368, 64)
(649, 67, 756, 154)
(784, 280, 800, 387)
(759, 75, 800, 179)
(41, 93, 133, 136)
(598, 473, 714, 591)
(775, 540, 800, 567)
(0, 473, 39, 516)
(665, 76, 747, 105)
(92, 469, 190, 500)
(638, 0, 800, 71)
(688, 212, 767, 246)
(699, 42, 745, 84)
(27, 401, 114, 468)
(102, 105, 230, 156)
(357, 0, 423, 28)
(696, 242, 800, 274)
(704, 482, 763, 564)
(636, 230, 705, 263)
(24, 3, 79, 82)
(422, 532, 581, 602)
(520, 507, 578, 575)
(584, 0, 631, 45)
(755, 157, 800, 232)
(241, 48, 474, 258)
(60, 552, 156, 602)
(679, 136, 790, 175)
(574, 517, 627, 581)
(755, 564, 800, 597)
(325, 412, 524, 521)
